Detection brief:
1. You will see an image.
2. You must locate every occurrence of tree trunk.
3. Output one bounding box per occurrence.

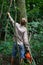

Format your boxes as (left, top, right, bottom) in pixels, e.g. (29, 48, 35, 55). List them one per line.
(16, 0, 36, 65)
(16, 0, 27, 21)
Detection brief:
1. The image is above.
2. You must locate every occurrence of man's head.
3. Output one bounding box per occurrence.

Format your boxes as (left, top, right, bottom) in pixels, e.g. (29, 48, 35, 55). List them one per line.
(20, 18, 27, 26)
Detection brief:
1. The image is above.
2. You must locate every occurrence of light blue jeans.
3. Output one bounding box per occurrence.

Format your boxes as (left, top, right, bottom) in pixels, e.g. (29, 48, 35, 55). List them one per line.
(12, 43, 25, 59)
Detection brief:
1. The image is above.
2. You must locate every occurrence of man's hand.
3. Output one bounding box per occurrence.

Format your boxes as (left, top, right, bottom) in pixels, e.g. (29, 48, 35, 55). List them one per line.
(7, 12, 10, 16)
(7, 12, 14, 26)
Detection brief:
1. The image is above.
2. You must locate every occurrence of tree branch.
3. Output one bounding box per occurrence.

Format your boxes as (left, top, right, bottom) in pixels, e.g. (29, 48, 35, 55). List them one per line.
(0, 0, 4, 18)
(28, 32, 32, 42)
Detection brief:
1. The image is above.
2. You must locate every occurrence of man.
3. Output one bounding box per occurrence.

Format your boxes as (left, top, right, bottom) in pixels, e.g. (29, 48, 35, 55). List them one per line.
(7, 12, 32, 65)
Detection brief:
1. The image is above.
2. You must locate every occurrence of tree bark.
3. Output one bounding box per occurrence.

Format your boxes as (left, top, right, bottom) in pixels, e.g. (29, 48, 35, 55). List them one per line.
(16, 0, 27, 21)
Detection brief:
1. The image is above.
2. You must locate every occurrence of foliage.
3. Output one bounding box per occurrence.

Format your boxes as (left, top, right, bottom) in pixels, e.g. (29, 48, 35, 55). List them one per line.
(0, 0, 43, 65)
(27, 19, 43, 65)
(26, 1, 43, 64)
(26, 0, 43, 19)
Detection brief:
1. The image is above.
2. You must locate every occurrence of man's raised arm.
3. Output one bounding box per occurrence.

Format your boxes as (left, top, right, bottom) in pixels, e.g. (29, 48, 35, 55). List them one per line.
(7, 12, 15, 26)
